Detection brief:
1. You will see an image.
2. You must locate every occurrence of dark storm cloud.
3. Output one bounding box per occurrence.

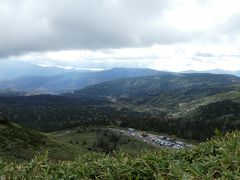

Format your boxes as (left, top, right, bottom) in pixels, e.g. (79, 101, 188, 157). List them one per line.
(0, 0, 196, 58)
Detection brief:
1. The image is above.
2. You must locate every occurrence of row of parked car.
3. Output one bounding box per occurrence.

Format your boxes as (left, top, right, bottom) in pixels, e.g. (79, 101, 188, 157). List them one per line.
(124, 128, 193, 149)
(151, 137, 184, 149)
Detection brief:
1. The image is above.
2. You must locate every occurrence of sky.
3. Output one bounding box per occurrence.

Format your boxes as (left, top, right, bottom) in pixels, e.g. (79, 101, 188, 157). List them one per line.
(0, 0, 240, 71)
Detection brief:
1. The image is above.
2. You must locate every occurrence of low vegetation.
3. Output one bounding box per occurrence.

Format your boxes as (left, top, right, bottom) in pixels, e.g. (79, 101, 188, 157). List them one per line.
(50, 127, 155, 155)
(0, 119, 155, 162)
(1, 131, 240, 179)
(0, 120, 80, 161)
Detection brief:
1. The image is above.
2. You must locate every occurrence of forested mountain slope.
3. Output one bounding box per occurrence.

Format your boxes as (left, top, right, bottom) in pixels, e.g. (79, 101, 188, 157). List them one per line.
(1, 73, 240, 141)
(0, 95, 117, 131)
(75, 73, 239, 97)
(73, 73, 240, 111)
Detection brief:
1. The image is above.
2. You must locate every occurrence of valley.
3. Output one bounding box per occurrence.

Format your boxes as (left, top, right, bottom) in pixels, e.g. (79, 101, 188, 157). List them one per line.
(1, 70, 240, 141)
(1, 0, 240, 178)
(1, 67, 240, 178)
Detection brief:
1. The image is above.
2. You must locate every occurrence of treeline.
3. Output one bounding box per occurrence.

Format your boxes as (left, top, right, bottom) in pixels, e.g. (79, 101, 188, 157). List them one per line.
(1, 95, 240, 141)
(0, 95, 113, 132)
(0, 94, 111, 106)
(1, 105, 116, 131)
(0, 95, 151, 132)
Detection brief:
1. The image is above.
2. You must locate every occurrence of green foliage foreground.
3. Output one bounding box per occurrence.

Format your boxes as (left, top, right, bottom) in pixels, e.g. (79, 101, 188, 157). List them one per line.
(1, 131, 240, 179)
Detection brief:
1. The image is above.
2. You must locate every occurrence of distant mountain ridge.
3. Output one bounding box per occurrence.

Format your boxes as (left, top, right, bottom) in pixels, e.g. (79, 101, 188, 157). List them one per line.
(0, 68, 163, 94)
(182, 69, 240, 77)
(0, 60, 74, 81)
(0, 60, 240, 94)
(74, 73, 240, 97)
(1, 72, 240, 141)
(72, 73, 240, 115)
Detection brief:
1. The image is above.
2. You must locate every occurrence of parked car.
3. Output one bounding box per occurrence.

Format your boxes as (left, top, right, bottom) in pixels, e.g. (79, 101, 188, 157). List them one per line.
(128, 128, 135, 132)
(131, 133, 135, 137)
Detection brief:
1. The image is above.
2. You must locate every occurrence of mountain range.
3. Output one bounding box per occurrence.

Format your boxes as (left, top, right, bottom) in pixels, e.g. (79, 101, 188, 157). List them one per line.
(182, 69, 240, 77)
(0, 66, 162, 94)
(1, 61, 240, 141)
(0, 60, 74, 81)
(78, 73, 240, 140)
(1, 60, 240, 94)
(1, 71, 240, 141)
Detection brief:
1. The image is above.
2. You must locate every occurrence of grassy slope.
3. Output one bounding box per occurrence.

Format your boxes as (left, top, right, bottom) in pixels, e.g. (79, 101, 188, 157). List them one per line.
(178, 89, 240, 115)
(0, 120, 155, 162)
(50, 127, 156, 155)
(0, 120, 80, 162)
(1, 131, 240, 179)
(74, 73, 240, 117)
(131, 88, 240, 116)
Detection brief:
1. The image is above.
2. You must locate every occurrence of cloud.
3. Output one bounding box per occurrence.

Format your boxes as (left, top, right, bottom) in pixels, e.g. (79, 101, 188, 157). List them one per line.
(195, 53, 215, 57)
(9, 42, 240, 72)
(0, 0, 176, 57)
(0, 0, 240, 72)
(2, 0, 240, 58)
(218, 13, 240, 36)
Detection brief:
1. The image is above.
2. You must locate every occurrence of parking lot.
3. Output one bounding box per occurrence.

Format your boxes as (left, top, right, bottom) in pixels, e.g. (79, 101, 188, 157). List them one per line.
(109, 128, 193, 149)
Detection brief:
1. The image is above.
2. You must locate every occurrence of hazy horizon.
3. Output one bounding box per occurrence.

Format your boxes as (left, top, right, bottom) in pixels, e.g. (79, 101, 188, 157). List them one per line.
(2, 59, 240, 73)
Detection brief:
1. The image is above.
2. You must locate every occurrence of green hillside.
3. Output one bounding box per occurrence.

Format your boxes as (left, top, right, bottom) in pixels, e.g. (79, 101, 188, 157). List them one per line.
(75, 73, 240, 113)
(0, 118, 80, 162)
(0, 94, 152, 133)
(75, 73, 239, 98)
(1, 73, 240, 178)
(1, 130, 240, 179)
(1, 73, 240, 142)
(68, 73, 240, 141)
(50, 127, 156, 155)
(0, 95, 115, 132)
(119, 99, 240, 141)
(0, 118, 156, 162)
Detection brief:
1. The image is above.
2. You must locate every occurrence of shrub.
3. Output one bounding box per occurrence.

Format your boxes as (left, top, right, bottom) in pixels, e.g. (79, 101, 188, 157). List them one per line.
(1, 131, 240, 179)
(0, 117, 7, 124)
